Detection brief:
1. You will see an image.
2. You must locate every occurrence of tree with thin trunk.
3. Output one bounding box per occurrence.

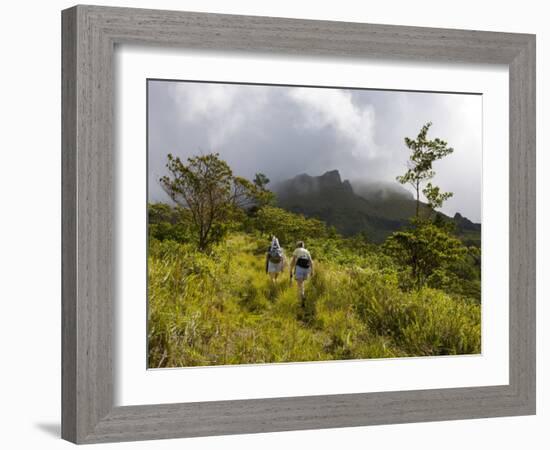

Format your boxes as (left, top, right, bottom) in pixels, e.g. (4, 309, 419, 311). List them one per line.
(385, 122, 460, 288)
(396, 122, 454, 218)
(159, 152, 271, 251)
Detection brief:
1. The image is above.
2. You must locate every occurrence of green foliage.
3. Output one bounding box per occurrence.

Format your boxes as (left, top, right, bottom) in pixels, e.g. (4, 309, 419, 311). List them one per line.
(148, 203, 193, 243)
(422, 182, 453, 210)
(252, 205, 330, 247)
(382, 220, 468, 290)
(430, 245, 481, 302)
(396, 122, 454, 217)
(148, 150, 481, 368)
(159, 153, 273, 251)
(248, 172, 276, 213)
(148, 230, 481, 368)
(387, 124, 479, 298)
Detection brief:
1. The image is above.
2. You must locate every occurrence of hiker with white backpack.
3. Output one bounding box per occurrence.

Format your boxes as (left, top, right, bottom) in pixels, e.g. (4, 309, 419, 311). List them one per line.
(289, 240, 314, 302)
(265, 236, 285, 282)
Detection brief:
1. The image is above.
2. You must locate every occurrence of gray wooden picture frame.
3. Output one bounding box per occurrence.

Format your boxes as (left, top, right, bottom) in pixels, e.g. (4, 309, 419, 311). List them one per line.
(61, 4, 536, 444)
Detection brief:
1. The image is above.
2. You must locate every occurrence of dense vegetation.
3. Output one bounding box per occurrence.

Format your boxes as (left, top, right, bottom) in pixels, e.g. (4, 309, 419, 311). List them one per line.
(148, 202, 481, 367)
(147, 123, 481, 368)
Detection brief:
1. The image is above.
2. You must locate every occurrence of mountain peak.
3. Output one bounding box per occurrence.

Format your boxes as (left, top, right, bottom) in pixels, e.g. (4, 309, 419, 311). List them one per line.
(274, 169, 480, 244)
(277, 169, 354, 196)
(320, 169, 342, 184)
(453, 212, 481, 232)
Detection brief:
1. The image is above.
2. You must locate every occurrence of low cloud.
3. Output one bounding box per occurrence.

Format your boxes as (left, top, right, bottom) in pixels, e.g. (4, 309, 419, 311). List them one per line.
(148, 80, 481, 222)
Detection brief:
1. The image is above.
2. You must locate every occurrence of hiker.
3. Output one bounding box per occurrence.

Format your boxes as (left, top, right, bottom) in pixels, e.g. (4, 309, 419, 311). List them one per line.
(290, 240, 314, 302)
(265, 236, 285, 282)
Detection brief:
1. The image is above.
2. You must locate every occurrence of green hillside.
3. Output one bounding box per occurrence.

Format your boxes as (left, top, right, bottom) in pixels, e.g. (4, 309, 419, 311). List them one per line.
(275, 170, 480, 244)
(148, 148, 482, 368)
(148, 206, 481, 368)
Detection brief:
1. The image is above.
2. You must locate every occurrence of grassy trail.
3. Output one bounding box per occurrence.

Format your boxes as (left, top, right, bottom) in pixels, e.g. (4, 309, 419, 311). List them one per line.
(227, 234, 309, 315)
(148, 233, 481, 368)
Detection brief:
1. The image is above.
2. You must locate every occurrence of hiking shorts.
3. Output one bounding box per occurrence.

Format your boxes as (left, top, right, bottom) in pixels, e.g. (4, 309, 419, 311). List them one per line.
(267, 260, 284, 273)
(294, 265, 310, 281)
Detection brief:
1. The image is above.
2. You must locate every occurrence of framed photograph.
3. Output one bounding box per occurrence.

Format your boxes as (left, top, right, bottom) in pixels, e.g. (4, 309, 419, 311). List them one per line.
(62, 5, 536, 444)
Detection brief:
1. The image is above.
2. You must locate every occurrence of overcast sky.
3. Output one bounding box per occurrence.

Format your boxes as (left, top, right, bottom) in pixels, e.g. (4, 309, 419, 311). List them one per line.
(148, 80, 482, 222)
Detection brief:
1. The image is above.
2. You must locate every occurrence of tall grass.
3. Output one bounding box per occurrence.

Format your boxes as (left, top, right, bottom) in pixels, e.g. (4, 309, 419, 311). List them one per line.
(148, 233, 481, 368)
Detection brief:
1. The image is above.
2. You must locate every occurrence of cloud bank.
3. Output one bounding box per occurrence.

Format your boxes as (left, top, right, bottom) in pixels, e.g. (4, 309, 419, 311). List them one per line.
(148, 80, 482, 222)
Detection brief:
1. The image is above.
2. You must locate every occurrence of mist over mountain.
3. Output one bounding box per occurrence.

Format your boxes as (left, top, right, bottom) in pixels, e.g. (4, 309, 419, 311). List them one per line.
(277, 170, 354, 198)
(148, 81, 482, 222)
(274, 170, 480, 244)
(351, 180, 414, 202)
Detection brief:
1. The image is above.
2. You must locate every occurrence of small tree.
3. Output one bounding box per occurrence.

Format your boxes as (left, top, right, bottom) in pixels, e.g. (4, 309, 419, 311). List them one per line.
(253, 206, 328, 246)
(397, 122, 454, 218)
(249, 173, 275, 209)
(385, 123, 464, 289)
(253, 173, 270, 190)
(383, 223, 467, 289)
(159, 153, 270, 251)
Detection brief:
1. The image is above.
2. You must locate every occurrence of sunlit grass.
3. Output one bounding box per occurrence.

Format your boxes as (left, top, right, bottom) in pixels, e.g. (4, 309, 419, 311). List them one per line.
(148, 233, 481, 368)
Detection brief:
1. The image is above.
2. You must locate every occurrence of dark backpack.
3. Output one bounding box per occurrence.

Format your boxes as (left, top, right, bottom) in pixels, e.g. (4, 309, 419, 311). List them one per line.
(296, 255, 311, 269)
(269, 246, 283, 263)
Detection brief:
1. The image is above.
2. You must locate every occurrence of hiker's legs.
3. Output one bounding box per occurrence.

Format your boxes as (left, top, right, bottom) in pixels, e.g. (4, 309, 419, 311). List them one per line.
(269, 272, 277, 282)
(296, 279, 305, 299)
